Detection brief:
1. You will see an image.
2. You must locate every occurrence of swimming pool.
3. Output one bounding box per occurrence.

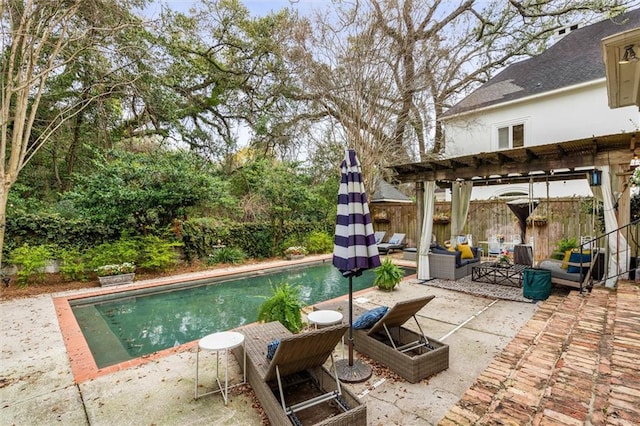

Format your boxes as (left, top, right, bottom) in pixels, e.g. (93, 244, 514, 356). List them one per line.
(71, 262, 415, 368)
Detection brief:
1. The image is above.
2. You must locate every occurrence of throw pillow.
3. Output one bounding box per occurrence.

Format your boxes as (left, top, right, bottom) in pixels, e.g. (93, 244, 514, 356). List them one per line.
(389, 238, 399, 244)
(457, 243, 474, 260)
(353, 306, 388, 329)
(561, 250, 573, 269)
(266, 339, 280, 360)
(567, 252, 592, 274)
(431, 247, 453, 256)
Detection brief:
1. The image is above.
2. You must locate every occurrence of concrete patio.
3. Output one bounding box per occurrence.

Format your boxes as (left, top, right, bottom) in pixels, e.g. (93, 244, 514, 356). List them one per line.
(1, 257, 637, 425)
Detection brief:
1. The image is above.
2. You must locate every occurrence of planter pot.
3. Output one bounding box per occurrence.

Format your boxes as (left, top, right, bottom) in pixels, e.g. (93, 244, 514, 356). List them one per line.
(376, 284, 397, 291)
(98, 273, 135, 287)
(44, 259, 60, 274)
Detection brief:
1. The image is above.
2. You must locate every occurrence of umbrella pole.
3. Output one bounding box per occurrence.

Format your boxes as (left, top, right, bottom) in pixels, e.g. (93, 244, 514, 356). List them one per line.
(348, 275, 354, 366)
(336, 274, 372, 383)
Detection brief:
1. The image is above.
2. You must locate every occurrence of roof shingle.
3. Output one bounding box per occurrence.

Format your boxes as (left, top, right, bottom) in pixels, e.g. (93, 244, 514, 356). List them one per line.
(443, 9, 640, 117)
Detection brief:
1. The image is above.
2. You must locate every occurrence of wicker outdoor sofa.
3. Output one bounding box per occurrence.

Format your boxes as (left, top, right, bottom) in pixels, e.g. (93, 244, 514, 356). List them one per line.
(233, 321, 366, 426)
(428, 246, 481, 280)
(317, 296, 449, 383)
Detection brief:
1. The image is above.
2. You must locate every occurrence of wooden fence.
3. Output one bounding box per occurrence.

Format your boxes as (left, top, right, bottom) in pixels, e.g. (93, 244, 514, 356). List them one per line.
(370, 197, 600, 261)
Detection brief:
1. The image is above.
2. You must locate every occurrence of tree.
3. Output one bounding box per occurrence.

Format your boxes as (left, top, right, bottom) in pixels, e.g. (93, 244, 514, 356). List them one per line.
(0, 0, 149, 265)
(132, 0, 304, 163)
(282, 0, 638, 182)
(63, 149, 229, 234)
(228, 157, 326, 224)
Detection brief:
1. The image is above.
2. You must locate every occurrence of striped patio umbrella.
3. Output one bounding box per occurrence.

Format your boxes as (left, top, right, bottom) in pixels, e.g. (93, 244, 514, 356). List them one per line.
(333, 149, 381, 382)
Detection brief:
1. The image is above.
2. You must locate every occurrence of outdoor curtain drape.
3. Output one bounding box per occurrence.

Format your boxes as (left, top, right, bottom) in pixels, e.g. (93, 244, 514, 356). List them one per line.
(418, 181, 436, 280)
(450, 181, 473, 243)
(592, 165, 630, 287)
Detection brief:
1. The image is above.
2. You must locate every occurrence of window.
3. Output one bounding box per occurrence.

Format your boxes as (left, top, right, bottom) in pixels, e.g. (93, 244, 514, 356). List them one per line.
(497, 123, 525, 149)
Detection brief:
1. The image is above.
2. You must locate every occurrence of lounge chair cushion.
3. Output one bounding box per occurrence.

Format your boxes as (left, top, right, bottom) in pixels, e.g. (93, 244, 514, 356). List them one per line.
(457, 243, 474, 259)
(266, 339, 280, 360)
(353, 306, 388, 329)
(538, 260, 582, 282)
(389, 237, 400, 244)
(567, 252, 592, 273)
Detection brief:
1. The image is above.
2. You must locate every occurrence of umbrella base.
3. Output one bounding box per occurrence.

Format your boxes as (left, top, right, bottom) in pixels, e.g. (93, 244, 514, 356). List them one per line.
(336, 359, 372, 383)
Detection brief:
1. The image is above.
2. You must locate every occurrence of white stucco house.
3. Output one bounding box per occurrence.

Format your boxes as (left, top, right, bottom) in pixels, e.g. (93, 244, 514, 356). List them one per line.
(439, 9, 640, 201)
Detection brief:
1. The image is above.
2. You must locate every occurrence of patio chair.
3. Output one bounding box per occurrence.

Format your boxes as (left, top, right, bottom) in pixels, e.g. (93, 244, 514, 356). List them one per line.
(374, 231, 386, 245)
(465, 234, 474, 247)
(502, 234, 520, 254)
(322, 296, 449, 383)
(377, 233, 406, 253)
(487, 236, 502, 258)
(233, 322, 366, 426)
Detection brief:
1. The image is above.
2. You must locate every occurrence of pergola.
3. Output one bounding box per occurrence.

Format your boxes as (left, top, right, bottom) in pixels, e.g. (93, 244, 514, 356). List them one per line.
(392, 131, 635, 222)
(390, 131, 637, 285)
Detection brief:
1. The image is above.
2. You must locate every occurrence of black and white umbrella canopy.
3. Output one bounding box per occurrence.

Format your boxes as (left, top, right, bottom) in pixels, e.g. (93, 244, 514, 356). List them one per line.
(332, 149, 380, 383)
(333, 150, 381, 276)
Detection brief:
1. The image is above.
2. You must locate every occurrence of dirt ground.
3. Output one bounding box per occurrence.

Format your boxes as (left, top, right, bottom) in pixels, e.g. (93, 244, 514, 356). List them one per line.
(0, 258, 278, 301)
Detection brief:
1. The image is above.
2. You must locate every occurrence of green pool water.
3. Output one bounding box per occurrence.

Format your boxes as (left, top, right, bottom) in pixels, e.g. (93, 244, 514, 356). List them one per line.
(71, 262, 415, 368)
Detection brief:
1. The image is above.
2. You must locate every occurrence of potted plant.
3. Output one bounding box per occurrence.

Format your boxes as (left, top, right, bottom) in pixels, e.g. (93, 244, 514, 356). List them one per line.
(374, 211, 389, 223)
(283, 246, 307, 260)
(497, 254, 511, 266)
(526, 214, 548, 226)
(433, 212, 450, 224)
(551, 237, 579, 260)
(96, 262, 136, 287)
(257, 282, 305, 333)
(374, 258, 404, 291)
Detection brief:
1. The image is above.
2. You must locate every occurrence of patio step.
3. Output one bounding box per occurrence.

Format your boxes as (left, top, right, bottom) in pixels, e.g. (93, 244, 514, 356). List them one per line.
(440, 281, 640, 425)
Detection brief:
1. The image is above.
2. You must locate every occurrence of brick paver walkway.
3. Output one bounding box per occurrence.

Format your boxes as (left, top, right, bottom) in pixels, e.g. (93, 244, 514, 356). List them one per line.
(440, 281, 640, 425)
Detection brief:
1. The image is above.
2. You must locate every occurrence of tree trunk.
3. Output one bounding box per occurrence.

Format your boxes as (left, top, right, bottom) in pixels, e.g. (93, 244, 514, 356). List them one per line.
(0, 181, 11, 267)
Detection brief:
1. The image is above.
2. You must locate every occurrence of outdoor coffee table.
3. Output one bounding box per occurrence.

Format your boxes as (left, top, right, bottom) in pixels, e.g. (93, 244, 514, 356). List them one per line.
(471, 262, 528, 287)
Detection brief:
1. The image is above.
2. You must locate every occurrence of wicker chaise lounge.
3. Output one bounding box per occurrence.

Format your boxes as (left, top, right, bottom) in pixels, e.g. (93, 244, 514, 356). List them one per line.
(233, 322, 366, 426)
(318, 296, 449, 383)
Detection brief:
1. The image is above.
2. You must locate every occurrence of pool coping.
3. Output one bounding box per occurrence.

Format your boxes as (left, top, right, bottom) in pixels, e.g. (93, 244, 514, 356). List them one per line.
(55, 255, 416, 383)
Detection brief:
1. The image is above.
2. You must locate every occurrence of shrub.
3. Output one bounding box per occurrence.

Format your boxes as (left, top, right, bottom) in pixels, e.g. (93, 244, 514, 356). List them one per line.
(84, 238, 139, 270)
(257, 282, 305, 333)
(207, 247, 246, 265)
(137, 235, 181, 271)
(8, 244, 52, 287)
(59, 248, 88, 281)
(304, 230, 333, 254)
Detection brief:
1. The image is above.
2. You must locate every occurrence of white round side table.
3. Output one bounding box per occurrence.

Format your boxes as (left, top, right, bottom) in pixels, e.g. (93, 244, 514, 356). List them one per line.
(308, 310, 345, 358)
(308, 310, 344, 328)
(195, 331, 246, 405)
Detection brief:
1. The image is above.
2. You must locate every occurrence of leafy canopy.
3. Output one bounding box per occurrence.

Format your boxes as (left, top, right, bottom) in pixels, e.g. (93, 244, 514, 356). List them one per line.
(64, 149, 231, 233)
